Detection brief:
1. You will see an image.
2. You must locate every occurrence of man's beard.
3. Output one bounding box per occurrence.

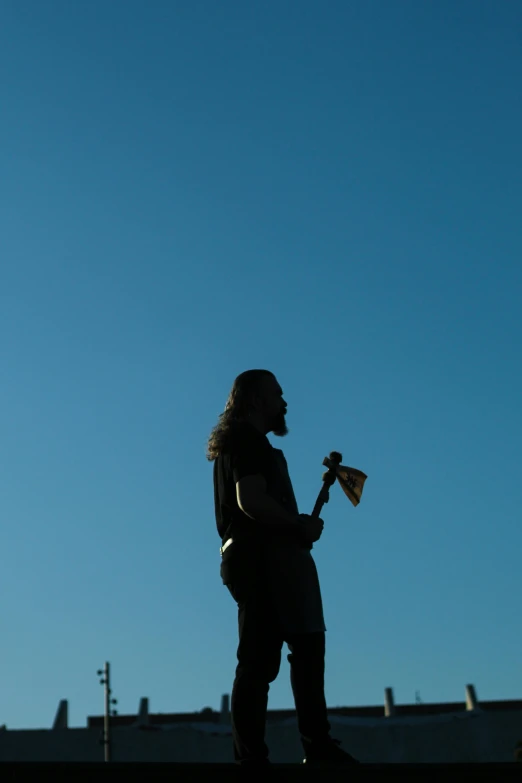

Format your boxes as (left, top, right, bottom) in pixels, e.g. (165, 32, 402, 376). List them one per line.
(272, 412, 288, 437)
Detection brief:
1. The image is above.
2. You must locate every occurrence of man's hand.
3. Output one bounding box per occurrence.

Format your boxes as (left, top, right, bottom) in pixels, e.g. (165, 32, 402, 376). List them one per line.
(298, 514, 324, 545)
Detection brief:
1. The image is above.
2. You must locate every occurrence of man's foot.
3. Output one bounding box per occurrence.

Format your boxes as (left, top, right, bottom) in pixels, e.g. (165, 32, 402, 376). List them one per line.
(302, 737, 360, 766)
(237, 757, 271, 768)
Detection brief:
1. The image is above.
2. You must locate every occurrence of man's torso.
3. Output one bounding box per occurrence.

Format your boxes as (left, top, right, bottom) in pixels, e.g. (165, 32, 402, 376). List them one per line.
(213, 421, 326, 635)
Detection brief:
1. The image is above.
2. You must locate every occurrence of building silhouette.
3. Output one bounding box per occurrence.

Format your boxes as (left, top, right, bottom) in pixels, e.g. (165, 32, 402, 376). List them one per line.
(1, 686, 521, 763)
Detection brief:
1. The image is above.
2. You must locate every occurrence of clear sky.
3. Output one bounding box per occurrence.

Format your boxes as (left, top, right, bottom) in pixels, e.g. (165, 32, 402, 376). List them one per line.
(1, 0, 521, 730)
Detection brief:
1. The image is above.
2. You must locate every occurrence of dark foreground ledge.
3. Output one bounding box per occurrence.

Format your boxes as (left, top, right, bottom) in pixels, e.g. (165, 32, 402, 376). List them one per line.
(1, 762, 521, 781)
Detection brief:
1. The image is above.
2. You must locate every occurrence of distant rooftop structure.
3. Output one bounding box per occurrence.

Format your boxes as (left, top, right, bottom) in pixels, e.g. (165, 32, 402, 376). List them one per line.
(1, 685, 521, 764)
(86, 685, 522, 729)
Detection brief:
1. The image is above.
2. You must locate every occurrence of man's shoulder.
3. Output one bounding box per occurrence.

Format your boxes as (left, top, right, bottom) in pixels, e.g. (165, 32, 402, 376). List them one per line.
(226, 421, 271, 453)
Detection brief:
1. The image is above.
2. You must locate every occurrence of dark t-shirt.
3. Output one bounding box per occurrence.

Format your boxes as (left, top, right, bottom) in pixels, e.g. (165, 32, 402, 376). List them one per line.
(213, 421, 275, 543)
(213, 421, 326, 635)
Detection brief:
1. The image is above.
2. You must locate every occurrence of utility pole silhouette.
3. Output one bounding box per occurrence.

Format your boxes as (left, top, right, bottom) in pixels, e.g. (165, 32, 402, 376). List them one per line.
(97, 662, 118, 761)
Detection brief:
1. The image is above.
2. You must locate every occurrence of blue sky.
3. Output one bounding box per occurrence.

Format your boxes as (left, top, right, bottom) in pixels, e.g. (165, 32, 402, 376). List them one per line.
(1, 0, 521, 729)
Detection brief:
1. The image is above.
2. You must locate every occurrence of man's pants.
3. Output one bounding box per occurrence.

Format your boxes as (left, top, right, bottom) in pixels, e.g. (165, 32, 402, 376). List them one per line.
(227, 577, 331, 763)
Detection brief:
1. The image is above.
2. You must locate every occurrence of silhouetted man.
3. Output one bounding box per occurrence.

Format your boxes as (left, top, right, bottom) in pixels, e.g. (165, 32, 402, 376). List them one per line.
(207, 369, 359, 767)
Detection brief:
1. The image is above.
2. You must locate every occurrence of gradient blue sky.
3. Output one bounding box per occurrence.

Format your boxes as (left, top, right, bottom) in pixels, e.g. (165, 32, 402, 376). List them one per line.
(1, 0, 521, 729)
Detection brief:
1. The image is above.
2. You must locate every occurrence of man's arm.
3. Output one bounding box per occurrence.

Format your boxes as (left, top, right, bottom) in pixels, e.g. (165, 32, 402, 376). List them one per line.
(237, 474, 324, 546)
(236, 474, 302, 533)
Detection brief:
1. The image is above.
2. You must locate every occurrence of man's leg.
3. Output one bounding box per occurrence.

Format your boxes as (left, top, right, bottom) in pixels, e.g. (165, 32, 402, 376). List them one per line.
(229, 582, 284, 764)
(286, 632, 330, 744)
(287, 632, 359, 764)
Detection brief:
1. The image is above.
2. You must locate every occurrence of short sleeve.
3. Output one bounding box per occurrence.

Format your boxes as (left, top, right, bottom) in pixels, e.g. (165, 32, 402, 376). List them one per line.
(230, 432, 271, 484)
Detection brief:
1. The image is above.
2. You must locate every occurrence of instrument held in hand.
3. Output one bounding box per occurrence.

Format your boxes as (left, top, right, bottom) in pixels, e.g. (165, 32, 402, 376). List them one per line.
(311, 451, 367, 519)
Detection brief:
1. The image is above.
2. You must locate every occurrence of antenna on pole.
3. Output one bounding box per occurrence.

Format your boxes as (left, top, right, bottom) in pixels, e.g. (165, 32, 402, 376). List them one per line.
(97, 662, 118, 761)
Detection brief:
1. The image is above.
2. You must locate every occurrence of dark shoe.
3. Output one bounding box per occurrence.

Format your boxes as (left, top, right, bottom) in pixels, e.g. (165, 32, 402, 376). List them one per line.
(303, 737, 360, 766)
(237, 757, 271, 768)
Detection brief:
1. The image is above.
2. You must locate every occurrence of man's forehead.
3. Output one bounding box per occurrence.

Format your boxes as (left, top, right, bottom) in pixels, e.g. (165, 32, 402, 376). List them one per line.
(269, 376, 283, 395)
